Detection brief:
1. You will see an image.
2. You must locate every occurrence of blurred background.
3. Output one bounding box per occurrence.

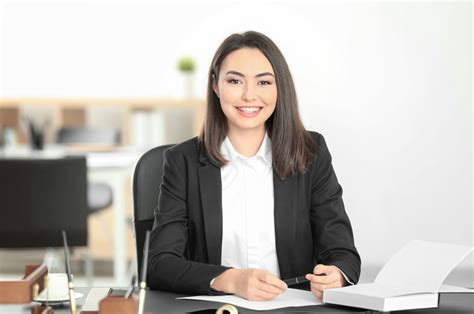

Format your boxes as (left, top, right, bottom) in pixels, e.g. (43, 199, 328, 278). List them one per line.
(0, 0, 472, 288)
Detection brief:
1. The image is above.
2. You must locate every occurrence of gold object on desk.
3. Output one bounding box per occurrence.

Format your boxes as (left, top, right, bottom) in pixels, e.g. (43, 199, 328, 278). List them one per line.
(63, 230, 77, 314)
(137, 230, 150, 314)
(216, 304, 238, 314)
(137, 282, 146, 314)
(32, 283, 40, 300)
(68, 281, 77, 314)
(44, 275, 49, 308)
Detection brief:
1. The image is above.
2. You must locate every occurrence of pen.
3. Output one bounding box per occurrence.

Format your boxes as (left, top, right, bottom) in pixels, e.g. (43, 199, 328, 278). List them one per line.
(138, 230, 150, 314)
(284, 273, 326, 286)
(124, 274, 137, 299)
(62, 230, 76, 314)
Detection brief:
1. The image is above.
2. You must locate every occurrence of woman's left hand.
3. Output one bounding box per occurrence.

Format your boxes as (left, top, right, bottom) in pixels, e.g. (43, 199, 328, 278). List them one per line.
(305, 264, 347, 301)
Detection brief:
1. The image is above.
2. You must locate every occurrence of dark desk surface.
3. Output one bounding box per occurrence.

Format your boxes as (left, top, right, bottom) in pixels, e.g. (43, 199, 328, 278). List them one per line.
(1, 288, 472, 313)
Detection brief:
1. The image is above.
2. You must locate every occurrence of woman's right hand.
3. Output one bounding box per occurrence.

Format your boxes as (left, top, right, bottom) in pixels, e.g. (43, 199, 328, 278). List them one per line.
(211, 268, 287, 301)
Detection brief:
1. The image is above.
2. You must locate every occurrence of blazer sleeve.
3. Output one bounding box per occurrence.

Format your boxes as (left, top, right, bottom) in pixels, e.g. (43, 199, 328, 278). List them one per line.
(310, 134, 361, 284)
(147, 147, 230, 294)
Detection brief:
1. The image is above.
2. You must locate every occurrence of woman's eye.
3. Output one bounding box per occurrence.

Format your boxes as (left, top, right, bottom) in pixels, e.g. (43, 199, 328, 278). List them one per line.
(227, 79, 241, 84)
(258, 80, 272, 85)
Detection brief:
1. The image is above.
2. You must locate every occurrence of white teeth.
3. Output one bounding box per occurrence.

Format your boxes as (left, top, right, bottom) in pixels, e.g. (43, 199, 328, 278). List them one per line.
(238, 107, 259, 113)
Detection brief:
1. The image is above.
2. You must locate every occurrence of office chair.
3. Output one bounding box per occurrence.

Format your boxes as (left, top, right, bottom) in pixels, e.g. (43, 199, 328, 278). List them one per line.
(56, 127, 121, 213)
(132, 144, 174, 277)
(0, 157, 88, 248)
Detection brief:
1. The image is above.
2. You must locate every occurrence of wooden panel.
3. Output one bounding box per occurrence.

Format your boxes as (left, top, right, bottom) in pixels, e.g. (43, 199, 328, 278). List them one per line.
(61, 107, 86, 127)
(0, 107, 19, 128)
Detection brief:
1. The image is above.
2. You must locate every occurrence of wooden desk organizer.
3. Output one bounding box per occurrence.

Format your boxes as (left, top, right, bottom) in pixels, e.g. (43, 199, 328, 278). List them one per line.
(0, 264, 48, 304)
(98, 294, 138, 314)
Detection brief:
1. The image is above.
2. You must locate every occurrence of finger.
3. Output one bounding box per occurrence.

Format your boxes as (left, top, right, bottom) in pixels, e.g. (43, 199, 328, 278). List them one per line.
(305, 273, 334, 285)
(258, 272, 287, 290)
(258, 281, 286, 295)
(313, 264, 332, 275)
(311, 280, 343, 294)
(311, 283, 324, 301)
(319, 267, 346, 287)
(311, 287, 323, 301)
(252, 289, 280, 301)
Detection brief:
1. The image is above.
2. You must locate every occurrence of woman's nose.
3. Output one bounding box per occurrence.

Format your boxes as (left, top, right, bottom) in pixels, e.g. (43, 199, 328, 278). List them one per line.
(241, 84, 257, 102)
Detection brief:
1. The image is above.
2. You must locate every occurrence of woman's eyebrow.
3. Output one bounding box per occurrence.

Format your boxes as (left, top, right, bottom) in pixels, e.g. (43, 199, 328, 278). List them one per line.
(255, 72, 274, 78)
(225, 70, 275, 78)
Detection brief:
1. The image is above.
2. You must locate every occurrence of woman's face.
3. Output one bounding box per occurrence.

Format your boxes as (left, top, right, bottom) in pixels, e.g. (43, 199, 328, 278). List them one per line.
(214, 48, 277, 135)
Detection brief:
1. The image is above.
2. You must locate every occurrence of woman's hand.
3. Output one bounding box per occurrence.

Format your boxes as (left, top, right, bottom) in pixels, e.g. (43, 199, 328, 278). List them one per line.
(211, 268, 287, 301)
(305, 264, 347, 301)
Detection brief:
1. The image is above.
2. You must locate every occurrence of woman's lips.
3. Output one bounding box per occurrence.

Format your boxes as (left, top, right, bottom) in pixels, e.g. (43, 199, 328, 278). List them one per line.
(235, 106, 262, 117)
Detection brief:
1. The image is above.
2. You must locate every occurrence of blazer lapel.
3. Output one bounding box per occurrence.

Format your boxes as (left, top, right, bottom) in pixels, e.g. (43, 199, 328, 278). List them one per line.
(273, 172, 298, 279)
(198, 153, 223, 266)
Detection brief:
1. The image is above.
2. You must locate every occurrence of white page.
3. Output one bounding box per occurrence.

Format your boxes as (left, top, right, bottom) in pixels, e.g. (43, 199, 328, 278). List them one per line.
(177, 288, 322, 311)
(438, 285, 474, 293)
(374, 240, 472, 293)
(327, 283, 421, 298)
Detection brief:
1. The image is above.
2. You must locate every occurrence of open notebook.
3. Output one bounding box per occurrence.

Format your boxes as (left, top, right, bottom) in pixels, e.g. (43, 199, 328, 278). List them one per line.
(323, 240, 473, 312)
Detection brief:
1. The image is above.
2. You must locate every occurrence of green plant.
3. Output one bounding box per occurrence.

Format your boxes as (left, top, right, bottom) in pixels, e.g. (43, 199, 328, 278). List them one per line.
(177, 56, 196, 73)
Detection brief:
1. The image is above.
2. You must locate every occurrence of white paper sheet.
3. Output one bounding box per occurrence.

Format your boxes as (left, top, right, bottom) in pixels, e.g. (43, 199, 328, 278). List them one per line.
(438, 285, 474, 293)
(177, 288, 322, 311)
(374, 240, 473, 293)
(326, 282, 422, 298)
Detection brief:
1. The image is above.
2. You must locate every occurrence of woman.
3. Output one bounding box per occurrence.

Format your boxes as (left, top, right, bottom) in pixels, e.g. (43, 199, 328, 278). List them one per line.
(148, 31, 360, 301)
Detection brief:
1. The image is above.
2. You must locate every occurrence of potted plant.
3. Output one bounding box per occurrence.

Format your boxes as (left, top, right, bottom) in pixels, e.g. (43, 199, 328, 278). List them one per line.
(177, 56, 196, 99)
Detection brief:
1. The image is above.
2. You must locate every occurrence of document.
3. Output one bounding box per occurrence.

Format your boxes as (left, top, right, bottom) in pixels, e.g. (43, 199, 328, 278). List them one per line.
(323, 240, 473, 312)
(178, 288, 322, 311)
(438, 285, 474, 293)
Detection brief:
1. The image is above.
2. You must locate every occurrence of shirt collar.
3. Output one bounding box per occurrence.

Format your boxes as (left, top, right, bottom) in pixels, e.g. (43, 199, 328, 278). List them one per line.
(220, 132, 272, 167)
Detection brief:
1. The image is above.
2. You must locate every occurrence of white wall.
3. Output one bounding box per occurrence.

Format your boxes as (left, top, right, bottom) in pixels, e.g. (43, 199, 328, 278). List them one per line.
(1, 1, 472, 270)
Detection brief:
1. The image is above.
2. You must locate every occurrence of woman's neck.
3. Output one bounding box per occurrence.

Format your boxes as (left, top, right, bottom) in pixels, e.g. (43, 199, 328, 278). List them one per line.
(227, 127, 266, 157)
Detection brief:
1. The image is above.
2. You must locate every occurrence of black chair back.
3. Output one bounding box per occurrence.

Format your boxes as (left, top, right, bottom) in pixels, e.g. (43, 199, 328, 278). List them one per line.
(0, 157, 89, 248)
(132, 144, 174, 276)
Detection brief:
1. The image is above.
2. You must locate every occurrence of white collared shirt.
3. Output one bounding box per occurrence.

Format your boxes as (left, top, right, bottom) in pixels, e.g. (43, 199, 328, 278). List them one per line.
(220, 133, 281, 277)
(217, 133, 353, 285)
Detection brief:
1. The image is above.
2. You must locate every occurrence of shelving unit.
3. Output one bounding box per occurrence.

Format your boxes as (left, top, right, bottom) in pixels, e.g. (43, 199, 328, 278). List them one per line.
(0, 98, 206, 145)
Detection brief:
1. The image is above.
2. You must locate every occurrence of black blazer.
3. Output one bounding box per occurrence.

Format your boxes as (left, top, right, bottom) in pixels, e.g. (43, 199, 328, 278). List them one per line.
(148, 131, 361, 295)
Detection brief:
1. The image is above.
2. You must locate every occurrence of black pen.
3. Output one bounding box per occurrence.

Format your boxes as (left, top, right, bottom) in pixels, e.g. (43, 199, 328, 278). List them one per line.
(284, 273, 326, 286)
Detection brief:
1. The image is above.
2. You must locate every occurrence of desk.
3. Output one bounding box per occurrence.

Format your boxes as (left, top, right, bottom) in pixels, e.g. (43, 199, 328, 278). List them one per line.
(2, 288, 471, 314)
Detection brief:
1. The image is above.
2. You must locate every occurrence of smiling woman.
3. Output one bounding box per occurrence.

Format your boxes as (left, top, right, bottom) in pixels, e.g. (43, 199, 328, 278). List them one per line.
(147, 31, 361, 302)
(213, 48, 277, 156)
(202, 32, 317, 179)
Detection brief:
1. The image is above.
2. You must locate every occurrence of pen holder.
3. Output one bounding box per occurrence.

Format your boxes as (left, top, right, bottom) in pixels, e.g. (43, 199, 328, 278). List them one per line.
(98, 295, 138, 314)
(0, 264, 48, 304)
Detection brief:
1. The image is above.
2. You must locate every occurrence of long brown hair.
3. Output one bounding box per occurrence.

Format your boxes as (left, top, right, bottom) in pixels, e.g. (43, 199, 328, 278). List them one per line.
(199, 31, 317, 179)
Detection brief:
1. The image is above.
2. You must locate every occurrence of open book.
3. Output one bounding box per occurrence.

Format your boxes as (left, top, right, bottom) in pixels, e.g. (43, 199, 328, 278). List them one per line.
(323, 240, 473, 312)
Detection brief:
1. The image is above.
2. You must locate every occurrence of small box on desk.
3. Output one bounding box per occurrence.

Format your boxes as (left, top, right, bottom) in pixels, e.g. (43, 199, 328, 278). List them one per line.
(0, 264, 48, 304)
(81, 288, 138, 314)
